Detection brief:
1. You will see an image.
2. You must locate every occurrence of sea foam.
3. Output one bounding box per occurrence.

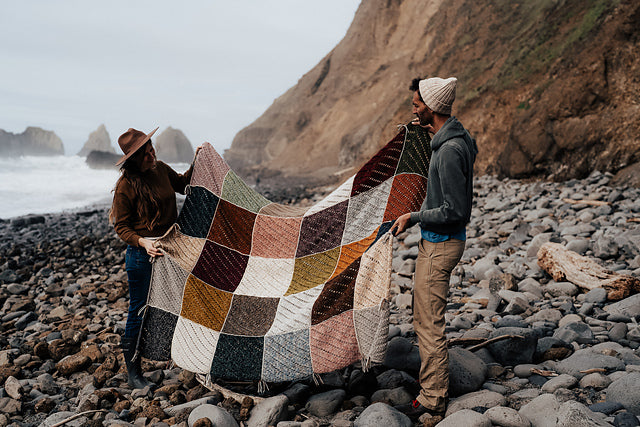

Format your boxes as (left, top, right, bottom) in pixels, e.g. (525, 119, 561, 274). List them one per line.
(0, 156, 189, 219)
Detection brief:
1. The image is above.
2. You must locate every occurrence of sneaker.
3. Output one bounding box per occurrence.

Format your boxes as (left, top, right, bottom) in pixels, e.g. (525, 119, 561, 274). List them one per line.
(395, 399, 444, 420)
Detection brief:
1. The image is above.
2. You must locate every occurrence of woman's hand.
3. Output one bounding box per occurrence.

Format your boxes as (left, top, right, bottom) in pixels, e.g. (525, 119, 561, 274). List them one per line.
(139, 237, 163, 258)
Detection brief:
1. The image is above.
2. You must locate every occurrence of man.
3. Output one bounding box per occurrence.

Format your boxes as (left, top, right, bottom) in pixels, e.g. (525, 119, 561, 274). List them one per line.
(392, 76, 478, 419)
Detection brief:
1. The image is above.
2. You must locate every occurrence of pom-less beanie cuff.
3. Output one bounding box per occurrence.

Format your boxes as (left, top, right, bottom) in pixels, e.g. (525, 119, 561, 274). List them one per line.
(418, 77, 457, 115)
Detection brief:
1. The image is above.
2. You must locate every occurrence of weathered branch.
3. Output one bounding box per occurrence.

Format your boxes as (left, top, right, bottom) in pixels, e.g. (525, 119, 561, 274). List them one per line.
(196, 374, 265, 404)
(537, 242, 640, 301)
(562, 198, 610, 207)
(50, 410, 108, 427)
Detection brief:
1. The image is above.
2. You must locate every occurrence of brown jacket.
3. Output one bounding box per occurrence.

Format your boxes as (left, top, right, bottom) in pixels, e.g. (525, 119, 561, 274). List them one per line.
(112, 161, 193, 247)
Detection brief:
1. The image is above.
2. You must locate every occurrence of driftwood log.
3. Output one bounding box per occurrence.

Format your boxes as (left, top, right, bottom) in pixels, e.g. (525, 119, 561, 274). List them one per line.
(537, 242, 640, 301)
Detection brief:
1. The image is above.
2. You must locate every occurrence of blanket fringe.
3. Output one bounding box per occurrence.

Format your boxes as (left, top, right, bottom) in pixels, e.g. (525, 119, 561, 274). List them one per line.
(137, 304, 148, 317)
(257, 380, 269, 395)
(185, 184, 192, 196)
(361, 356, 372, 373)
(312, 373, 324, 386)
(205, 373, 212, 388)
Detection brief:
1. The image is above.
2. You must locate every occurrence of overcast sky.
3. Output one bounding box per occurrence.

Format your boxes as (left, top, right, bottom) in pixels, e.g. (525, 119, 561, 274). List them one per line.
(1, 1, 360, 156)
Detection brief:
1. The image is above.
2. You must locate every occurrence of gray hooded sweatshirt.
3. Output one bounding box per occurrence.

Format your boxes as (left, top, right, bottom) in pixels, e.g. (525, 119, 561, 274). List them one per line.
(409, 116, 478, 235)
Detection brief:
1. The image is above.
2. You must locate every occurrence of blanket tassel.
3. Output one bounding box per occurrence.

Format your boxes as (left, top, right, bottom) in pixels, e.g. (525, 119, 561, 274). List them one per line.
(312, 373, 324, 387)
(205, 373, 212, 388)
(361, 356, 372, 373)
(257, 380, 269, 395)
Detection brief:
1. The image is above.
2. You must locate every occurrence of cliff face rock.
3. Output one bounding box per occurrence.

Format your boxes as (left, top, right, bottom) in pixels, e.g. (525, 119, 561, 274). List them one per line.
(0, 127, 64, 157)
(78, 124, 113, 157)
(225, 0, 640, 187)
(155, 127, 195, 164)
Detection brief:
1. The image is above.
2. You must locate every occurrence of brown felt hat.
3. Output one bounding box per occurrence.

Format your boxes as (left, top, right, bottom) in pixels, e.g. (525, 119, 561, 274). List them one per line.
(116, 127, 159, 166)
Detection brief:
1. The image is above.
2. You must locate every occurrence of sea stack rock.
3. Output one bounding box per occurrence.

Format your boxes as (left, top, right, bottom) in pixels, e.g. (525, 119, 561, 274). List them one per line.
(0, 127, 64, 157)
(78, 124, 113, 157)
(155, 127, 194, 163)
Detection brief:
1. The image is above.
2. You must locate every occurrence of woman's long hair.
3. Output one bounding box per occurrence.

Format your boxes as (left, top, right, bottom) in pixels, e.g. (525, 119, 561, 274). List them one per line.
(109, 143, 161, 230)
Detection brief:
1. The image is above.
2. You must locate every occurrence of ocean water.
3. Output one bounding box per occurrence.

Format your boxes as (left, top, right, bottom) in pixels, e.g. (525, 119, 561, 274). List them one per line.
(0, 156, 189, 219)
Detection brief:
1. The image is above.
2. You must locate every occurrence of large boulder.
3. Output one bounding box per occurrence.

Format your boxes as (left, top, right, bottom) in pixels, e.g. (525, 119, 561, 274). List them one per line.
(604, 294, 640, 319)
(155, 127, 194, 163)
(487, 327, 538, 366)
(606, 373, 640, 415)
(448, 347, 487, 396)
(78, 124, 113, 156)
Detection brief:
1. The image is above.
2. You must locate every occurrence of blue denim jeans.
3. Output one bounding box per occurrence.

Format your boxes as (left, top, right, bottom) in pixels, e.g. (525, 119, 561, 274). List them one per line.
(124, 245, 152, 339)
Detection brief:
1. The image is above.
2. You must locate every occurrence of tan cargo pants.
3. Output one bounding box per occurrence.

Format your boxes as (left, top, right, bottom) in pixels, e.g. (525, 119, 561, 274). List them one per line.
(413, 238, 465, 412)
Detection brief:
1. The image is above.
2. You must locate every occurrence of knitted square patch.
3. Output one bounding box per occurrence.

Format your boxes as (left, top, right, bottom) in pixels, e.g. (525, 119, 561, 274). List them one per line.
(180, 274, 233, 331)
(221, 294, 280, 336)
(210, 334, 264, 380)
(208, 199, 257, 255)
(171, 317, 220, 374)
(177, 186, 219, 239)
(148, 254, 188, 315)
(251, 214, 302, 259)
(351, 132, 404, 196)
(286, 247, 340, 296)
(190, 144, 230, 196)
(310, 310, 359, 373)
(296, 200, 349, 257)
(221, 170, 270, 213)
(263, 329, 313, 382)
(139, 307, 178, 361)
(383, 173, 428, 222)
(192, 240, 249, 292)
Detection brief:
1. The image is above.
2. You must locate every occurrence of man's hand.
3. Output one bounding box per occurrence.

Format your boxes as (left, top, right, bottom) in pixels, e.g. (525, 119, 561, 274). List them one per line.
(391, 213, 412, 236)
(411, 118, 436, 134)
(139, 237, 163, 258)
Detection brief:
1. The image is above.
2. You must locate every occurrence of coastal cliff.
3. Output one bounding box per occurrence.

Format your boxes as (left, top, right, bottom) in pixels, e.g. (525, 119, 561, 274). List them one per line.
(224, 0, 640, 188)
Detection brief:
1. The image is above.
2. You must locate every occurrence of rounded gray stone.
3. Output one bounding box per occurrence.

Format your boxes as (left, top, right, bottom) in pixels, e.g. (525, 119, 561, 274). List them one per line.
(541, 374, 578, 393)
(606, 373, 640, 415)
(584, 288, 608, 304)
(556, 400, 610, 426)
(305, 389, 346, 417)
(556, 348, 625, 379)
(188, 404, 239, 427)
(604, 294, 640, 319)
(545, 281, 578, 297)
(484, 406, 531, 427)
(579, 372, 611, 389)
(487, 327, 538, 366)
(449, 347, 487, 396)
(246, 395, 288, 427)
(353, 402, 412, 427)
(437, 409, 491, 427)
(519, 393, 559, 426)
(446, 390, 506, 417)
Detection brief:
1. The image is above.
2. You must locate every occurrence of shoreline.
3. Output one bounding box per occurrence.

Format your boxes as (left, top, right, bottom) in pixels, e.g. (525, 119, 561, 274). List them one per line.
(1, 172, 640, 426)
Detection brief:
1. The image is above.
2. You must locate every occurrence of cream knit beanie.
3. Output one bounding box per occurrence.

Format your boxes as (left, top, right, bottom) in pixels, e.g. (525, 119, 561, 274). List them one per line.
(418, 77, 457, 115)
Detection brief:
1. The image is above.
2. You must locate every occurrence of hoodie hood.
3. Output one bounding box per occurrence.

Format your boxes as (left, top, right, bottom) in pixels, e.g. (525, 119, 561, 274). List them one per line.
(431, 116, 478, 158)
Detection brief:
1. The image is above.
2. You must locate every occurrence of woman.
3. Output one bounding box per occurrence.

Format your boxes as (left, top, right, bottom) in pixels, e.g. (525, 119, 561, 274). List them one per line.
(109, 126, 198, 388)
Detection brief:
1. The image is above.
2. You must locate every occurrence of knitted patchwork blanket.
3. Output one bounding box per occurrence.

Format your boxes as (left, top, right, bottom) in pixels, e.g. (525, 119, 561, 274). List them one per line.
(138, 123, 431, 383)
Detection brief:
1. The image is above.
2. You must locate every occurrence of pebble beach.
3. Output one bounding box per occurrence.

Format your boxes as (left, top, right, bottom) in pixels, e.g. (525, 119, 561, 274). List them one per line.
(1, 171, 640, 427)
